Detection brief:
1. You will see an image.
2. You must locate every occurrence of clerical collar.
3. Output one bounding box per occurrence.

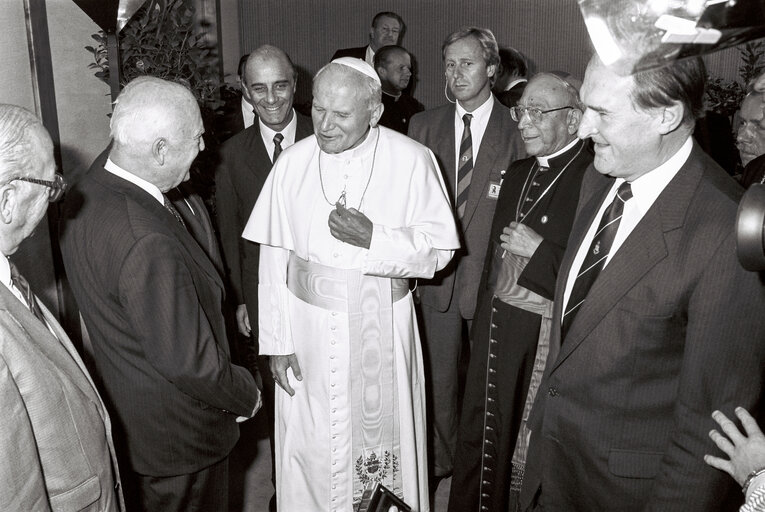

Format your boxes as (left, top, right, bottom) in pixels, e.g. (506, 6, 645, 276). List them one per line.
(505, 78, 528, 91)
(382, 90, 402, 101)
(536, 138, 581, 167)
(104, 158, 164, 205)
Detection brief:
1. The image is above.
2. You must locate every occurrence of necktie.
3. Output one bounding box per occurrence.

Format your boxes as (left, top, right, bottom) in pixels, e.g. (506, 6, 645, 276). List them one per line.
(273, 133, 284, 162)
(456, 113, 473, 219)
(561, 182, 633, 341)
(9, 261, 46, 324)
(163, 194, 187, 228)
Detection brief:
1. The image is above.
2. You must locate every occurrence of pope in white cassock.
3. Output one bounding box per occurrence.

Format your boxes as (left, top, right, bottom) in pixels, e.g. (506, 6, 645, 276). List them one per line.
(243, 58, 459, 511)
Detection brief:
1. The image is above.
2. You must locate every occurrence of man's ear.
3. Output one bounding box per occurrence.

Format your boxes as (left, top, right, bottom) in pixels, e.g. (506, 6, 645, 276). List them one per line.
(567, 109, 583, 135)
(487, 63, 497, 80)
(0, 185, 16, 225)
(152, 138, 167, 166)
(657, 100, 685, 135)
(370, 103, 384, 127)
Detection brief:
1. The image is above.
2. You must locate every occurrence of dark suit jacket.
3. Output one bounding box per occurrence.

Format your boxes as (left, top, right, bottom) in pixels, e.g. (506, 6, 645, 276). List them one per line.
(60, 166, 258, 477)
(215, 112, 313, 324)
(408, 99, 525, 318)
(331, 46, 367, 61)
(520, 144, 765, 511)
(0, 283, 123, 511)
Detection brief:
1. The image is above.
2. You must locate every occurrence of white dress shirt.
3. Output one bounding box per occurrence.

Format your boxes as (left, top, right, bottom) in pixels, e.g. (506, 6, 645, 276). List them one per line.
(364, 45, 375, 67)
(562, 136, 693, 315)
(258, 110, 298, 163)
(454, 94, 494, 196)
(241, 96, 255, 129)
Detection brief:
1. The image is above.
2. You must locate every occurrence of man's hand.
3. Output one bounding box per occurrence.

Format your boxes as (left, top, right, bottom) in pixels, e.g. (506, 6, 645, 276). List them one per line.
(500, 222, 544, 258)
(704, 407, 765, 486)
(328, 203, 373, 249)
(236, 304, 251, 336)
(270, 353, 303, 397)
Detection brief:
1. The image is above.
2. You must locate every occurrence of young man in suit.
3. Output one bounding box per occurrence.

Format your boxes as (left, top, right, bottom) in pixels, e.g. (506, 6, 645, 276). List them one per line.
(60, 77, 260, 512)
(332, 11, 404, 66)
(0, 104, 123, 511)
(407, 26, 525, 494)
(215, 44, 312, 511)
(519, 55, 765, 511)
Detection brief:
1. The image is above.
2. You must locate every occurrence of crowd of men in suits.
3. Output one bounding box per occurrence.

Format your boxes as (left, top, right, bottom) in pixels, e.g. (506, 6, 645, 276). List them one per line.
(3, 8, 765, 512)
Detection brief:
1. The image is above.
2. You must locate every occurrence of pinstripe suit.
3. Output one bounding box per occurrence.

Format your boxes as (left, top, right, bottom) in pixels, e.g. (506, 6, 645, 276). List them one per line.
(60, 165, 259, 509)
(519, 145, 765, 511)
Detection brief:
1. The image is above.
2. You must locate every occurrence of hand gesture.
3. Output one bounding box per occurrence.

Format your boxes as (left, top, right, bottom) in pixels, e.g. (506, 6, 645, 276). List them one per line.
(270, 353, 303, 397)
(328, 203, 373, 249)
(704, 407, 765, 486)
(500, 222, 544, 258)
(236, 304, 251, 336)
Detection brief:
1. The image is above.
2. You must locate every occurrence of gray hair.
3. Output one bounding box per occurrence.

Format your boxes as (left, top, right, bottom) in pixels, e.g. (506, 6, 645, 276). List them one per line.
(110, 76, 198, 150)
(313, 63, 382, 113)
(0, 104, 50, 183)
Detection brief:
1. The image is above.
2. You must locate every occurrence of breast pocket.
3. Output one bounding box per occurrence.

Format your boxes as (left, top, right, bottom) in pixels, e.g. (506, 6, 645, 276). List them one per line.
(608, 449, 664, 479)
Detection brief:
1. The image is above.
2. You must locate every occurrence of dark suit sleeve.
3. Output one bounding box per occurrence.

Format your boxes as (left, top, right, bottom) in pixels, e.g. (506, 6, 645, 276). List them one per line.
(215, 148, 244, 304)
(119, 233, 257, 416)
(241, 238, 260, 338)
(647, 231, 765, 510)
(517, 239, 566, 300)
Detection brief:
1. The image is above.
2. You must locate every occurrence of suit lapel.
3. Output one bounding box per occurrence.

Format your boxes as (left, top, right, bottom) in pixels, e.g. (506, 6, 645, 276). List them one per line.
(549, 146, 704, 372)
(0, 285, 102, 408)
(437, 106, 458, 205)
(95, 168, 225, 291)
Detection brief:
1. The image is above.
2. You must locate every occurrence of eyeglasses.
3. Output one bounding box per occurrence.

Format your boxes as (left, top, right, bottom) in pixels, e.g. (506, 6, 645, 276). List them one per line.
(9, 173, 67, 202)
(510, 105, 574, 123)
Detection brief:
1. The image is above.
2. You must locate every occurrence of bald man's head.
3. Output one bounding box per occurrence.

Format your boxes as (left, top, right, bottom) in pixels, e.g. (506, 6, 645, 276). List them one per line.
(242, 45, 297, 131)
(110, 76, 204, 191)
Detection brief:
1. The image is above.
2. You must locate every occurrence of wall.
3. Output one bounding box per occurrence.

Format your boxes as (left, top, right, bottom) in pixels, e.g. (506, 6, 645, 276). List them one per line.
(0, 0, 112, 316)
(236, 0, 745, 110)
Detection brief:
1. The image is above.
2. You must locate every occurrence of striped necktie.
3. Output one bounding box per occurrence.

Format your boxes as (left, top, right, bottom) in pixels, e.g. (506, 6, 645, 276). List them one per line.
(456, 113, 473, 219)
(9, 261, 46, 324)
(561, 181, 633, 341)
(273, 133, 284, 162)
(163, 194, 187, 228)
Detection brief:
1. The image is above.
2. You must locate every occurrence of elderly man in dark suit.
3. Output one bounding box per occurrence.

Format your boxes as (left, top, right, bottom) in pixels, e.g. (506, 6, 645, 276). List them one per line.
(60, 77, 260, 512)
(215, 44, 312, 511)
(332, 11, 404, 66)
(519, 55, 765, 512)
(0, 104, 123, 511)
(408, 26, 525, 492)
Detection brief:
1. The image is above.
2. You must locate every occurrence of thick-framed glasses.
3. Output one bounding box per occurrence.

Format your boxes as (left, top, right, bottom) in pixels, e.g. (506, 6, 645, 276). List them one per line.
(10, 173, 67, 202)
(510, 105, 574, 123)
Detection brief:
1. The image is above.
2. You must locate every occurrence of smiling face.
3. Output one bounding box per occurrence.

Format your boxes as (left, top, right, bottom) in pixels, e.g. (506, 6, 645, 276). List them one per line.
(517, 75, 580, 157)
(369, 16, 401, 51)
(577, 58, 663, 180)
(312, 70, 381, 154)
(243, 53, 296, 131)
(737, 93, 765, 166)
(444, 36, 495, 112)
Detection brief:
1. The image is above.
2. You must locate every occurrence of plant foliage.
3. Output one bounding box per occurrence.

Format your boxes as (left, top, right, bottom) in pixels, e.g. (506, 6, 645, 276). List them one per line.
(85, 0, 222, 111)
(705, 42, 765, 121)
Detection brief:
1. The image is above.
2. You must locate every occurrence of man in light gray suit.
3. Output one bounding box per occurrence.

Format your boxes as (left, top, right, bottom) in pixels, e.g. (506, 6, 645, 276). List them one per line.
(0, 104, 123, 511)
